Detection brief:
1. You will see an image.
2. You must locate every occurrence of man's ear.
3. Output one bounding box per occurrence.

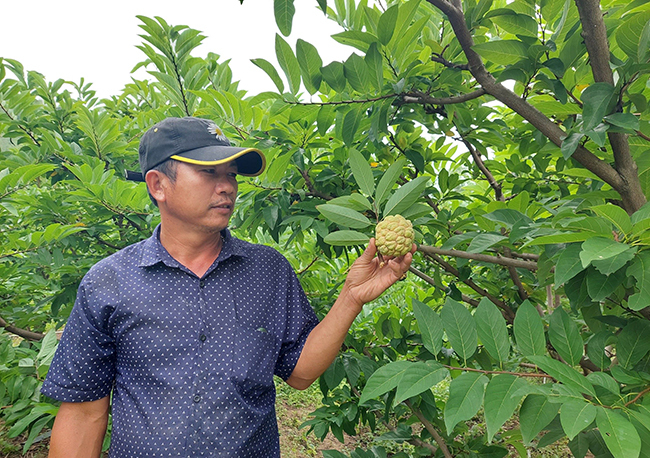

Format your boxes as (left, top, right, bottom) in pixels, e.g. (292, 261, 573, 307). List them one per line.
(145, 170, 169, 204)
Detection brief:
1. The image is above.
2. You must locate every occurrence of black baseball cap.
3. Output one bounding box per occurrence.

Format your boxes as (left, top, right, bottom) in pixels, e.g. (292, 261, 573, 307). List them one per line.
(125, 117, 266, 181)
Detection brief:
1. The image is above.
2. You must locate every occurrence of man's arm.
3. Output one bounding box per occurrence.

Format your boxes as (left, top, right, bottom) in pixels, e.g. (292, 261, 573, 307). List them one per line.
(286, 239, 414, 390)
(48, 397, 109, 458)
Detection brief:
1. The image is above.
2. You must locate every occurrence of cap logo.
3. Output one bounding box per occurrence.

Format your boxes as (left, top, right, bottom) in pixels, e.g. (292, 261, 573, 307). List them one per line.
(207, 122, 228, 143)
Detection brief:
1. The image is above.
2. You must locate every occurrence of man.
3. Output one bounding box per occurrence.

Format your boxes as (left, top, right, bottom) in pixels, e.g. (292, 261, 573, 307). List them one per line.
(42, 117, 413, 457)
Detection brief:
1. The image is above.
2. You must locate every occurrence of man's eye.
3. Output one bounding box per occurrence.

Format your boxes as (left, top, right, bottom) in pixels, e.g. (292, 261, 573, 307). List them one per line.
(228, 172, 238, 178)
(202, 169, 215, 174)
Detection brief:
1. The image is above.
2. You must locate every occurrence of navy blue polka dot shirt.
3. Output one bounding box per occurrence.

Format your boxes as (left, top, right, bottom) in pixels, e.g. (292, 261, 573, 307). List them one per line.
(42, 225, 319, 457)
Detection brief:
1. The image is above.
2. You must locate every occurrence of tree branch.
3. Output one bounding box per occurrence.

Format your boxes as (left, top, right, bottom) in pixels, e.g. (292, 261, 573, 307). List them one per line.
(431, 54, 469, 70)
(575, 0, 646, 214)
(298, 168, 333, 201)
(418, 245, 538, 270)
(402, 88, 486, 106)
(441, 364, 554, 379)
(0, 101, 41, 146)
(409, 265, 480, 306)
(426, 0, 646, 214)
(0, 316, 44, 341)
(624, 386, 650, 407)
(406, 401, 453, 458)
(422, 252, 515, 323)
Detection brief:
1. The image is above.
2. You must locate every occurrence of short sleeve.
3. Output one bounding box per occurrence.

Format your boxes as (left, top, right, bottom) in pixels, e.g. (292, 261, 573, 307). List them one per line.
(41, 279, 116, 402)
(273, 265, 319, 381)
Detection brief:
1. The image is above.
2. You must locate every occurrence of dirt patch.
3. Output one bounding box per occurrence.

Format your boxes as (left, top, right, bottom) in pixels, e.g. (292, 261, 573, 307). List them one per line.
(276, 397, 364, 457)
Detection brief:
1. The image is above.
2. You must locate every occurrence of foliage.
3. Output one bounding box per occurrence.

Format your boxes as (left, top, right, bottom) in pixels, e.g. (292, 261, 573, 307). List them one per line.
(1, 0, 650, 456)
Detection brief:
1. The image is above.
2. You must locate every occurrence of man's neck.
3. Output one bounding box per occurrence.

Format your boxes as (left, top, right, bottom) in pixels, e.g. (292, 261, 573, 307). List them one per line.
(159, 222, 224, 278)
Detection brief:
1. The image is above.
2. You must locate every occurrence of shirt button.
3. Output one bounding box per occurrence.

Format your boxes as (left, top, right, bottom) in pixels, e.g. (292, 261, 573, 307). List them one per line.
(199, 280, 205, 288)
(200, 334, 206, 342)
(193, 395, 201, 403)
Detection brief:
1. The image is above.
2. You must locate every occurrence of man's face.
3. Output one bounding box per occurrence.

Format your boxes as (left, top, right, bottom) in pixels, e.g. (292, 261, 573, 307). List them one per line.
(158, 160, 238, 234)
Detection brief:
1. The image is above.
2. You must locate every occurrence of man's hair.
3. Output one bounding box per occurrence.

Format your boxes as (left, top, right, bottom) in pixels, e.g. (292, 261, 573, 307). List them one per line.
(147, 159, 178, 207)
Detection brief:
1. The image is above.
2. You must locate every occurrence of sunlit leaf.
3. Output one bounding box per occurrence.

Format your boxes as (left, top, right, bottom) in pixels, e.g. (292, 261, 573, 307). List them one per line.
(472, 40, 528, 65)
(317, 204, 372, 229)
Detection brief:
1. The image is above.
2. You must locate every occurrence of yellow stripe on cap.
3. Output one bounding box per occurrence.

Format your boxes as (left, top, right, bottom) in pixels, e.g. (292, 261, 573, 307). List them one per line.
(170, 148, 266, 177)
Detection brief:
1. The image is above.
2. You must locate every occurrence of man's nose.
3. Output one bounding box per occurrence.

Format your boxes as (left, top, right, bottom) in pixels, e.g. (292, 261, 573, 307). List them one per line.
(215, 176, 236, 194)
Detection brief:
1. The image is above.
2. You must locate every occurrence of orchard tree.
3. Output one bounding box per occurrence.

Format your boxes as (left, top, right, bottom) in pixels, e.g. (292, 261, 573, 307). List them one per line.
(0, 0, 649, 456)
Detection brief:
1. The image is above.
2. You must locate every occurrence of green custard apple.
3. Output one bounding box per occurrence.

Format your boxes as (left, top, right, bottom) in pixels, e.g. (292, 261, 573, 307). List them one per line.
(375, 215, 414, 257)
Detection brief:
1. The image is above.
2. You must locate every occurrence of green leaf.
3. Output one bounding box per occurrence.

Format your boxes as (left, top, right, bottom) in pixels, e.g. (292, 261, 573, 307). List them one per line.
(592, 247, 637, 276)
(604, 113, 640, 131)
(440, 298, 478, 363)
(444, 371, 488, 434)
(466, 233, 508, 253)
(474, 298, 510, 365)
(296, 39, 323, 95)
(483, 209, 532, 228)
(560, 400, 597, 440)
(412, 299, 443, 355)
(491, 12, 539, 37)
(484, 374, 527, 442)
(274, 0, 295, 36)
(596, 408, 641, 458)
(365, 43, 383, 90)
(627, 252, 650, 307)
(375, 158, 406, 207)
(323, 230, 370, 246)
(36, 329, 58, 366)
(513, 300, 546, 357)
(527, 356, 596, 396)
(586, 268, 625, 302)
(526, 232, 596, 247)
(394, 360, 448, 404)
(316, 204, 372, 229)
(591, 204, 633, 235)
(377, 4, 399, 45)
(640, 18, 650, 62)
(554, 244, 586, 286)
(359, 361, 411, 404)
(586, 371, 619, 395)
(383, 175, 429, 217)
(579, 237, 630, 268)
(288, 104, 319, 124)
(616, 320, 650, 369)
(349, 149, 375, 196)
(519, 394, 561, 445)
(472, 40, 528, 65)
(561, 132, 583, 159)
(321, 61, 346, 92)
(275, 34, 301, 94)
(581, 83, 616, 131)
(548, 308, 583, 367)
(343, 53, 370, 92)
(342, 106, 362, 146)
(616, 10, 650, 62)
(328, 194, 372, 212)
(534, 100, 581, 116)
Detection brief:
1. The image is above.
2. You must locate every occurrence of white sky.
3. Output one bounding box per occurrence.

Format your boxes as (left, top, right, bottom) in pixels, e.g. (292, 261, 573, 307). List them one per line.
(1, 0, 350, 98)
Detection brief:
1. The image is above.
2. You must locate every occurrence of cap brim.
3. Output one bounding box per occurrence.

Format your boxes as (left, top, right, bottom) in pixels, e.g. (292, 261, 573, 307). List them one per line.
(170, 145, 266, 177)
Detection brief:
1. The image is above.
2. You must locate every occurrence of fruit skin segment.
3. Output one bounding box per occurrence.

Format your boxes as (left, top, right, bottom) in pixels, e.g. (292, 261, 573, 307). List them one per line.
(375, 215, 414, 257)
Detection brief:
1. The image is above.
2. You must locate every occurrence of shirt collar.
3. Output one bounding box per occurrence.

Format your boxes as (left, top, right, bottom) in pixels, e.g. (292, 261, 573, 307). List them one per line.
(138, 225, 249, 269)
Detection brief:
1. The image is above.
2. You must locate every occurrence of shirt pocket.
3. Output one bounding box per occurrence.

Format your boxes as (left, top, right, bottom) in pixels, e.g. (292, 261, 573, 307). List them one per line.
(230, 326, 280, 402)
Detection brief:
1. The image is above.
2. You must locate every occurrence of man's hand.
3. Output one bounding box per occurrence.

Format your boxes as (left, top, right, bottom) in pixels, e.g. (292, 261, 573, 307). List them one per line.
(286, 238, 415, 390)
(340, 238, 415, 310)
